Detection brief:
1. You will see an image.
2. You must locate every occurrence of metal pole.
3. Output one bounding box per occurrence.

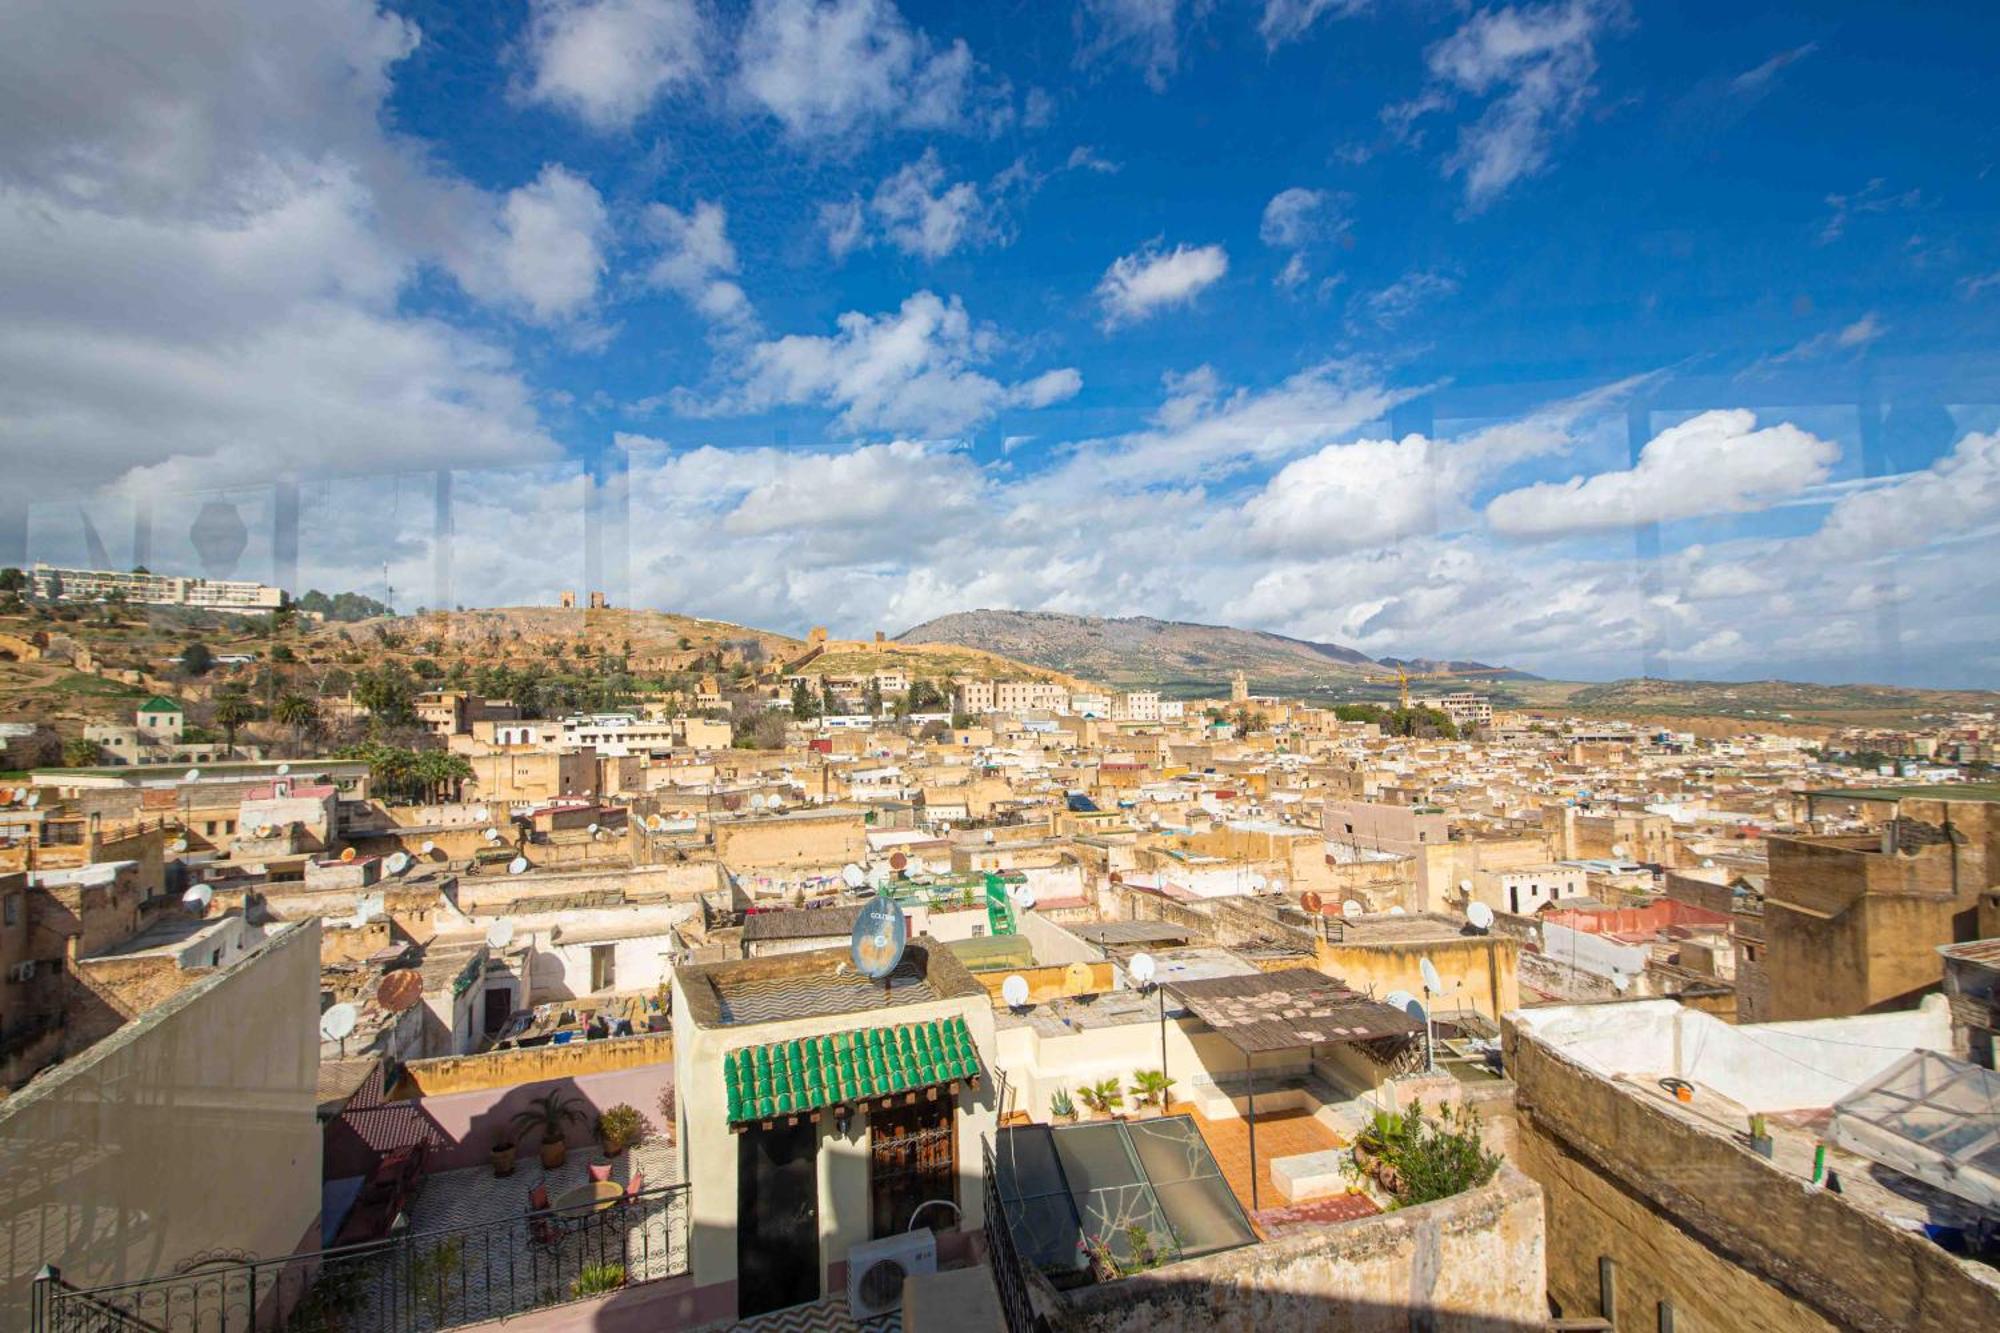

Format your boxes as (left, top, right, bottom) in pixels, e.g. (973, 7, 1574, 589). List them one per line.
(1157, 986, 1167, 1106)
(1245, 1049, 1258, 1213)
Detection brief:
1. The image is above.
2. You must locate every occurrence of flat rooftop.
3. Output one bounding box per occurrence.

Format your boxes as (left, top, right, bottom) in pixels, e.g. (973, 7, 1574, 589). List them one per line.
(677, 938, 986, 1029)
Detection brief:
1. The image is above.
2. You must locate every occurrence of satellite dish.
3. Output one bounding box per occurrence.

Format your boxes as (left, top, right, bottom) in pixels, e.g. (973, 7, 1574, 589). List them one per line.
(376, 969, 423, 1013)
(339, 846, 356, 863)
(1063, 962, 1094, 995)
(587, 822, 600, 835)
(255, 824, 274, 839)
(1301, 890, 1325, 915)
(841, 863, 866, 889)
(182, 884, 213, 911)
(1401, 994, 1428, 1023)
(319, 1003, 358, 1042)
(484, 827, 502, 842)
(485, 920, 515, 950)
(1611, 843, 1628, 859)
(850, 894, 908, 980)
(171, 838, 188, 853)
(420, 840, 436, 855)
(1001, 974, 1030, 1008)
(1466, 901, 1494, 931)
(1420, 957, 1443, 994)
(768, 795, 784, 810)
(1342, 898, 1364, 917)
(1014, 886, 1037, 910)
(1458, 878, 1473, 894)
(749, 794, 767, 810)
(1611, 971, 1630, 993)
(1384, 989, 1416, 1013)
(889, 851, 908, 871)
(1701, 858, 1716, 869)
(868, 863, 891, 889)
(473, 806, 490, 821)
(1129, 952, 1157, 987)
(25, 792, 40, 808)
(385, 852, 410, 876)
(507, 856, 528, 875)
(1270, 877, 1286, 894)
(1387, 905, 1407, 915)
(184, 768, 201, 782)
(276, 763, 290, 775)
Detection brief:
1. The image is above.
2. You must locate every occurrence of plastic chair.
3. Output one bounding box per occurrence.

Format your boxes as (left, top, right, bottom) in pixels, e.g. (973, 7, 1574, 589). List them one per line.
(624, 1170, 645, 1199)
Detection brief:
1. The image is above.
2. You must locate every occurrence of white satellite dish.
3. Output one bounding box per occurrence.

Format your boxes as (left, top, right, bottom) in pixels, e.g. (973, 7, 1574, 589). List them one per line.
(1401, 994, 1428, 1023)
(319, 1003, 358, 1042)
(1342, 899, 1364, 917)
(1420, 957, 1443, 994)
(587, 822, 600, 835)
(385, 851, 411, 876)
(276, 763, 290, 775)
(182, 884, 213, 910)
(1014, 886, 1037, 910)
(841, 863, 865, 889)
(769, 795, 784, 810)
(486, 920, 515, 950)
(1384, 989, 1416, 1013)
(420, 840, 436, 855)
(868, 863, 890, 889)
(749, 794, 767, 810)
(484, 827, 502, 843)
(1611, 843, 1628, 859)
(507, 856, 528, 875)
(170, 838, 188, 853)
(1458, 878, 1473, 894)
(184, 768, 201, 782)
(1611, 971, 1630, 993)
(1269, 877, 1286, 894)
(1001, 974, 1030, 1008)
(25, 792, 40, 808)
(1387, 905, 1407, 915)
(1466, 901, 1495, 931)
(1129, 952, 1157, 987)
(473, 806, 490, 821)
(1701, 858, 1716, 869)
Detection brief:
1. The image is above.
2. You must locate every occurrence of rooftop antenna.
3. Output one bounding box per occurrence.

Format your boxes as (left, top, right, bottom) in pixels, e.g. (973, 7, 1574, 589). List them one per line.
(1001, 974, 1030, 1010)
(319, 1002, 358, 1057)
(1418, 956, 1443, 1072)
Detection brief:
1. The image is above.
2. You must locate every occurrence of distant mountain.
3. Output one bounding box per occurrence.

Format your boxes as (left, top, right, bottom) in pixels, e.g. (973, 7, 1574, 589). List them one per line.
(895, 609, 1522, 694)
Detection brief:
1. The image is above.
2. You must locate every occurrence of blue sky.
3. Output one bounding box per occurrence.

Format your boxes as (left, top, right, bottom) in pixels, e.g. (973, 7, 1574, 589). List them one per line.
(7, 1, 2000, 685)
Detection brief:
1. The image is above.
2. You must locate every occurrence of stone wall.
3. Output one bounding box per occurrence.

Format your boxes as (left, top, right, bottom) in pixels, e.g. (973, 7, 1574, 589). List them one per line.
(1061, 1166, 1546, 1332)
(1504, 1014, 2000, 1332)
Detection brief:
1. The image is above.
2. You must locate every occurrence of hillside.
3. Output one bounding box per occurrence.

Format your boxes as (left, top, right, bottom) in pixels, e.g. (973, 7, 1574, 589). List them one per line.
(314, 606, 806, 669)
(1519, 677, 2000, 729)
(896, 609, 1413, 694)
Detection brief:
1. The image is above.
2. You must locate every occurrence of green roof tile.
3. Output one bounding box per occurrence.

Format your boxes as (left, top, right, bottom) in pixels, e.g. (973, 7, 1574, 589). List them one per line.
(724, 1015, 982, 1125)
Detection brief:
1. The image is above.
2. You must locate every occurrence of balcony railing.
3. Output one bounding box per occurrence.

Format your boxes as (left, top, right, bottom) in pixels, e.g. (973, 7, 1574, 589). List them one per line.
(31, 1181, 689, 1333)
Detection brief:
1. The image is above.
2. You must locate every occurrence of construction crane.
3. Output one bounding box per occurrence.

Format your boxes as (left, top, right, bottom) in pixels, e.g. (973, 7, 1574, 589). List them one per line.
(1371, 664, 1514, 711)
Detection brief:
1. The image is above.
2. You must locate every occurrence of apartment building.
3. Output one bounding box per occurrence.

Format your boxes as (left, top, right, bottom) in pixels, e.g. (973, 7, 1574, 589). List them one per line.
(29, 563, 284, 611)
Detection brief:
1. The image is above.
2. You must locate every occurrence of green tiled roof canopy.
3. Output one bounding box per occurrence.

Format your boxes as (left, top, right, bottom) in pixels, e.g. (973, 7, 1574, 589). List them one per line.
(724, 1016, 980, 1125)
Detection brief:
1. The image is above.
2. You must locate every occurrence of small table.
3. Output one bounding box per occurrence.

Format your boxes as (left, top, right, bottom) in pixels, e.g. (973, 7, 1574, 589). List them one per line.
(553, 1181, 624, 1217)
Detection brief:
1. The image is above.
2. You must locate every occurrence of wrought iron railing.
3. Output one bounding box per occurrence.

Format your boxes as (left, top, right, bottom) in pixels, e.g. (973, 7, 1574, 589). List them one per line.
(31, 1181, 690, 1333)
(982, 1137, 1038, 1333)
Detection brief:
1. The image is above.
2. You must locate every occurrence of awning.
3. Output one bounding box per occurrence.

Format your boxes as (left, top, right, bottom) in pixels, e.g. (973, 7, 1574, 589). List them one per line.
(1165, 967, 1421, 1053)
(724, 1016, 981, 1127)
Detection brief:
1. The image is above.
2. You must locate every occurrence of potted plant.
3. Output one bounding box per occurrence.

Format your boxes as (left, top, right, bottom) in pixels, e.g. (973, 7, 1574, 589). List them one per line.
(513, 1089, 587, 1169)
(1127, 1070, 1175, 1118)
(489, 1135, 518, 1178)
(597, 1103, 646, 1156)
(656, 1084, 678, 1145)
(570, 1262, 626, 1298)
(1076, 1077, 1123, 1120)
(1049, 1088, 1078, 1123)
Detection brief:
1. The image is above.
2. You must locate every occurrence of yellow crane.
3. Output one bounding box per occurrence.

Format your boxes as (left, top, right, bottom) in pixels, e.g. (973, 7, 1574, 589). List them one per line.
(1372, 664, 1513, 712)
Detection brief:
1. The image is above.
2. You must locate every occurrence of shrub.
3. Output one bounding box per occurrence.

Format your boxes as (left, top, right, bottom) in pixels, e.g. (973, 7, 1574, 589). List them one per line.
(570, 1263, 626, 1298)
(1358, 1100, 1500, 1208)
(597, 1103, 646, 1152)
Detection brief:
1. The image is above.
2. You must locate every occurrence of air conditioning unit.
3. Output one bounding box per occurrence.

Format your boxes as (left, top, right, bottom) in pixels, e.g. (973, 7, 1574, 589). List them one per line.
(845, 1230, 936, 1320)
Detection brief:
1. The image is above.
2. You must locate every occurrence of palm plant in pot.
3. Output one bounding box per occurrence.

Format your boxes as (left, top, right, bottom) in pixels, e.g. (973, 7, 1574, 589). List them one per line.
(513, 1090, 587, 1169)
(1076, 1077, 1123, 1120)
(1127, 1069, 1175, 1118)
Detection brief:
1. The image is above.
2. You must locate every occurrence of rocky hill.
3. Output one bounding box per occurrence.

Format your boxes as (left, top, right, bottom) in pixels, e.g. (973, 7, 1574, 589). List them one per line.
(897, 609, 1430, 693)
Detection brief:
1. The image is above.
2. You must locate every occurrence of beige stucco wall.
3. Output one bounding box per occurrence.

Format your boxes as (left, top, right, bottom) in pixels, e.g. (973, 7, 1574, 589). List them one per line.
(1317, 934, 1520, 1023)
(671, 964, 997, 1315)
(0, 920, 322, 1323)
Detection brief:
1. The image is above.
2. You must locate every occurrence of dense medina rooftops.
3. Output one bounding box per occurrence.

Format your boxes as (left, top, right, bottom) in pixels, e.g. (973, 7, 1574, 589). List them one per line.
(676, 938, 987, 1029)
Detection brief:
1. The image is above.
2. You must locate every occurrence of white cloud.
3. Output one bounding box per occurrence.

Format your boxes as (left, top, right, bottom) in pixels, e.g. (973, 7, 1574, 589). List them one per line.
(1066, 146, 1121, 174)
(1096, 241, 1229, 329)
(1355, 268, 1459, 327)
(1260, 187, 1334, 248)
(1075, 0, 1200, 92)
(733, 0, 995, 142)
(1258, 1, 1370, 52)
(1242, 435, 1453, 555)
(1809, 430, 2000, 561)
(519, 0, 710, 131)
(1276, 252, 1312, 291)
(1730, 41, 1816, 98)
(1819, 177, 1922, 244)
(645, 199, 755, 328)
(1740, 312, 1885, 378)
(1485, 409, 1838, 538)
(1390, 0, 1620, 209)
(869, 151, 998, 259)
(493, 166, 609, 323)
(681, 290, 1079, 436)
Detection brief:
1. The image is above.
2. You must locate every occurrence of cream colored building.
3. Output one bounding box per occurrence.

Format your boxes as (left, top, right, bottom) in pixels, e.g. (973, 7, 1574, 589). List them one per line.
(29, 563, 284, 610)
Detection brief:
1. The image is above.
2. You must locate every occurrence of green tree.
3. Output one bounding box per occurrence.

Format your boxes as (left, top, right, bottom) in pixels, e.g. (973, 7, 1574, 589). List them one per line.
(0, 568, 25, 593)
(62, 737, 101, 768)
(180, 641, 214, 676)
(354, 663, 416, 727)
(791, 678, 815, 720)
(273, 692, 319, 749)
(864, 679, 884, 716)
(212, 686, 255, 751)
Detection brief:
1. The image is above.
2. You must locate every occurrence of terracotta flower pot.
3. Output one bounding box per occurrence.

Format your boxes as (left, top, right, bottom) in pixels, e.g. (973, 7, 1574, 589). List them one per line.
(491, 1142, 518, 1177)
(540, 1137, 567, 1169)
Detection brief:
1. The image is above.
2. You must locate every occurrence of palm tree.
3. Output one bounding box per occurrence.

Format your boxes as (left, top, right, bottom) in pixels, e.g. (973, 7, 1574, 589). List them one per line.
(273, 693, 318, 750)
(212, 687, 254, 753)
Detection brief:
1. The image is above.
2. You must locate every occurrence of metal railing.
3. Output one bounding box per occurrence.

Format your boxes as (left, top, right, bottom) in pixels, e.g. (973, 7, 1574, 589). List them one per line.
(32, 1181, 690, 1333)
(982, 1138, 1039, 1333)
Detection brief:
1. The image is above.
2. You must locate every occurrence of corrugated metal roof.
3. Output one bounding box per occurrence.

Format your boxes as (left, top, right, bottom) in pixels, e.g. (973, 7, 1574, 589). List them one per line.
(1166, 967, 1421, 1052)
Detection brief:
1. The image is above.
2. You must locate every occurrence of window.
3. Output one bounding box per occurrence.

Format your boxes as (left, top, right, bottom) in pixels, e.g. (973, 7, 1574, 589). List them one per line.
(3, 894, 18, 927)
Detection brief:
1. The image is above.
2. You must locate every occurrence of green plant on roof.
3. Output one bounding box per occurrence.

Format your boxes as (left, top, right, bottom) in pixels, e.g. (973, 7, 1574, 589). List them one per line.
(1049, 1088, 1077, 1120)
(1128, 1069, 1175, 1108)
(1077, 1077, 1123, 1117)
(512, 1089, 586, 1145)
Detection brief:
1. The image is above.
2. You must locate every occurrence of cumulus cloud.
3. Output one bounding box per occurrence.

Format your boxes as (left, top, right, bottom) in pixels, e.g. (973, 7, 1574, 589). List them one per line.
(1243, 435, 1454, 555)
(645, 200, 755, 329)
(1074, 0, 1202, 92)
(1389, 0, 1621, 209)
(491, 166, 609, 323)
(519, 0, 710, 131)
(1808, 430, 2000, 561)
(1485, 409, 1839, 538)
(844, 150, 1009, 260)
(680, 290, 1080, 436)
(733, 0, 999, 142)
(1096, 242, 1229, 329)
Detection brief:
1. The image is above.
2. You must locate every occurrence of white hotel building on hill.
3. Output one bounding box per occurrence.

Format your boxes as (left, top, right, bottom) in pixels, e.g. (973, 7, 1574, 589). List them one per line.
(30, 564, 284, 611)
